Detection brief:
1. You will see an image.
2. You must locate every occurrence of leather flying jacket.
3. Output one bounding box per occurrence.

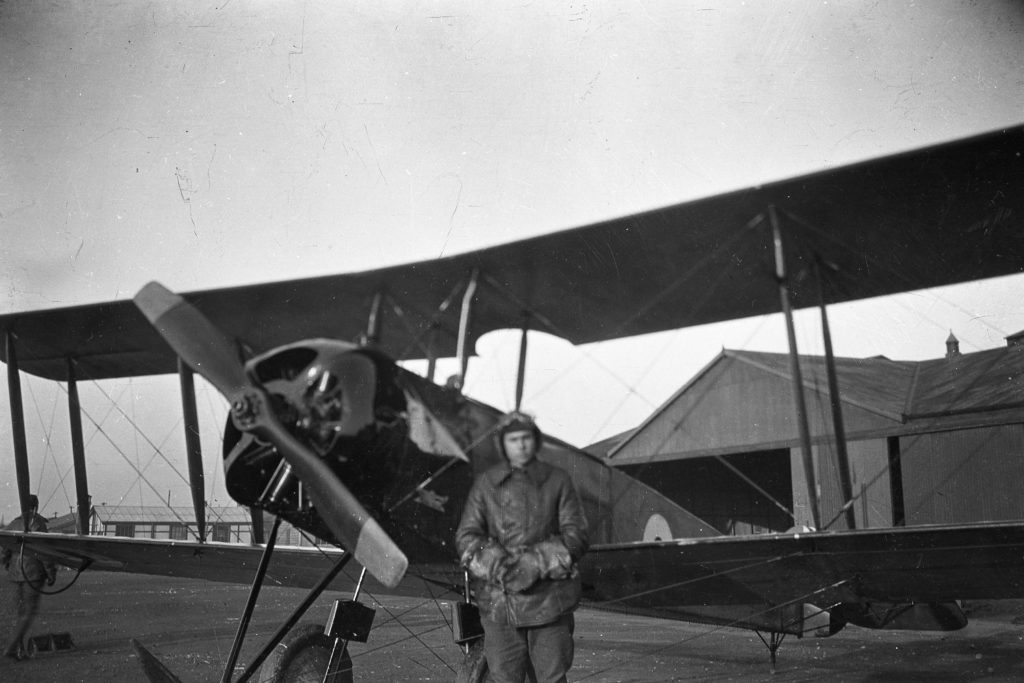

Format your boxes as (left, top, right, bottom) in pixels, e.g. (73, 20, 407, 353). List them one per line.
(455, 458, 589, 627)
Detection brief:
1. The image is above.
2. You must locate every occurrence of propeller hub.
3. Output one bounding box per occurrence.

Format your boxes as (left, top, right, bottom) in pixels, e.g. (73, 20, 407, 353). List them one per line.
(231, 393, 261, 429)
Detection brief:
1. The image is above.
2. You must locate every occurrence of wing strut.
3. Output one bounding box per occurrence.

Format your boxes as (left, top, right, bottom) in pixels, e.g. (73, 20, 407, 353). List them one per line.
(815, 256, 857, 530)
(5, 332, 32, 518)
(454, 269, 479, 390)
(364, 291, 385, 346)
(515, 313, 530, 411)
(178, 359, 207, 543)
(66, 358, 92, 536)
(426, 324, 439, 382)
(769, 206, 821, 530)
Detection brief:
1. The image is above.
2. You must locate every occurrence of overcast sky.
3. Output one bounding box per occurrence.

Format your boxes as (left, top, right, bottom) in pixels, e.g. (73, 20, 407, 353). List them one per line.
(2, 1, 1023, 520)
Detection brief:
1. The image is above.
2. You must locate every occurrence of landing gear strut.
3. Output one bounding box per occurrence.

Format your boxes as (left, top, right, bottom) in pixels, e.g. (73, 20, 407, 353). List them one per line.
(754, 630, 786, 674)
(213, 517, 376, 683)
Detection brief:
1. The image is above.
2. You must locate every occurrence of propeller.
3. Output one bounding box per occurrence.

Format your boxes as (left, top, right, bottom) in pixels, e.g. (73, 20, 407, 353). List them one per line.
(134, 282, 408, 588)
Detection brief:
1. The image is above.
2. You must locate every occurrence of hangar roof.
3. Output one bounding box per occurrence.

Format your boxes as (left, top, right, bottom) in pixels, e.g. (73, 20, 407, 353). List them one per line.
(725, 345, 1024, 420)
(601, 340, 1024, 459)
(721, 351, 918, 422)
(909, 347, 1024, 417)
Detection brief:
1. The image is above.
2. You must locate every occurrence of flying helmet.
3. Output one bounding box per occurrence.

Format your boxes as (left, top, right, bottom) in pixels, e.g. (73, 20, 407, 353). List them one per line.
(495, 411, 543, 458)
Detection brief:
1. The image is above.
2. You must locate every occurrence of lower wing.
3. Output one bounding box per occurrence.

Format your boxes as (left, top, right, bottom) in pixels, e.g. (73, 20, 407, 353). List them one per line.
(7, 519, 1024, 631)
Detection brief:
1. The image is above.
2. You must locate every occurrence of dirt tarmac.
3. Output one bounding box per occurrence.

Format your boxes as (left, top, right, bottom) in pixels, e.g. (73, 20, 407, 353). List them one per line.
(1, 572, 1023, 682)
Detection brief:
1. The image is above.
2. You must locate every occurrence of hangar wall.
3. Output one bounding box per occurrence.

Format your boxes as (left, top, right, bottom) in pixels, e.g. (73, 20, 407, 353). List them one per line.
(791, 438, 893, 530)
(606, 345, 1024, 536)
(900, 424, 1024, 525)
(613, 354, 899, 464)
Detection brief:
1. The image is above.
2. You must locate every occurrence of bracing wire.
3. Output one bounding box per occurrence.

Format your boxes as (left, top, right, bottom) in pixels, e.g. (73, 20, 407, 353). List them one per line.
(81, 379, 194, 495)
(712, 454, 796, 524)
(130, 377, 143, 507)
(82, 381, 133, 449)
(580, 328, 686, 444)
(589, 549, 798, 609)
(362, 597, 457, 673)
(290, 526, 459, 673)
(70, 397, 198, 537)
(23, 379, 58, 507)
(7, 332, 234, 534)
(577, 576, 852, 681)
(595, 355, 800, 528)
(113, 418, 183, 507)
(23, 376, 74, 515)
(396, 217, 758, 440)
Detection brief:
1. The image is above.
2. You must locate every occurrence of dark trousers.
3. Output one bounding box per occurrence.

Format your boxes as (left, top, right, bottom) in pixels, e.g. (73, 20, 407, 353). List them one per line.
(482, 613, 574, 683)
(4, 582, 41, 656)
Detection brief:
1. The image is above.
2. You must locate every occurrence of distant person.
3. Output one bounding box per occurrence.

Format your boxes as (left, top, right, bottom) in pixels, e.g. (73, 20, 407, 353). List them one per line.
(2, 494, 55, 660)
(456, 412, 589, 683)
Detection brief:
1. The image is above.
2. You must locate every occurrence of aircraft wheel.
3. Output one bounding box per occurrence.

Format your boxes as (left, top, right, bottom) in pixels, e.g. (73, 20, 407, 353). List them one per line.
(258, 622, 353, 683)
(455, 639, 489, 683)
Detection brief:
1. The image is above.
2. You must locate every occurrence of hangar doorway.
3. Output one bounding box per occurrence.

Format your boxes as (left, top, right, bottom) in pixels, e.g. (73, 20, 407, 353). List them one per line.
(618, 449, 793, 535)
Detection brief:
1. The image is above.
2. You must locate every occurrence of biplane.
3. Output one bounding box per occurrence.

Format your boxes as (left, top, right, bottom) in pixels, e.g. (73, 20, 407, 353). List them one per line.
(1, 124, 1023, 681)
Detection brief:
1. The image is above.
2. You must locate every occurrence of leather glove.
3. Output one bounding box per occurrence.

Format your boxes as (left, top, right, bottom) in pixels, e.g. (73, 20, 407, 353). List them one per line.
(465, 539, 508, 583)
(500, 546, 544, 593)
(534, 538, 574, 580)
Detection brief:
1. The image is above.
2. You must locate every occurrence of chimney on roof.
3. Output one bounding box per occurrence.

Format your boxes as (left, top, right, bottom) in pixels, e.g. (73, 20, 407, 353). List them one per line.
(1006, 329, 1024, 348)
(945, 331, 960, 359)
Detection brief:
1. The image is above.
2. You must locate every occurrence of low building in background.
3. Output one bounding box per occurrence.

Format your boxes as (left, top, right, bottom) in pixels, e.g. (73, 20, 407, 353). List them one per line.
(88, 505, 315, 546)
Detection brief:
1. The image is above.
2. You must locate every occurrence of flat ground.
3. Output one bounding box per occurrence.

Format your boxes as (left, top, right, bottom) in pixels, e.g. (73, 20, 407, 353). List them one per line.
(1, 572, 1023, 682)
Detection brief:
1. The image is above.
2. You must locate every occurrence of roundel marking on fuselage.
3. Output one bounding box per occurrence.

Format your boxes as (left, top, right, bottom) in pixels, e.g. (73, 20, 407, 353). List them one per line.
(643, 513, 672, 542)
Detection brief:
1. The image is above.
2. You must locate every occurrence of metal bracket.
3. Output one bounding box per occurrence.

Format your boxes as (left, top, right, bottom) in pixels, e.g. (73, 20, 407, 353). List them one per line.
(325, 600, 376, 643)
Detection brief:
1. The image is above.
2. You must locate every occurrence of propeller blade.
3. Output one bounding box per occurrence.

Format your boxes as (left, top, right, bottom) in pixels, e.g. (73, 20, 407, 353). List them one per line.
(133, 281, 408, 588)
(249, 401, 408, 587)
(134, 282, 247, 397)
(131, 639, 183, 683)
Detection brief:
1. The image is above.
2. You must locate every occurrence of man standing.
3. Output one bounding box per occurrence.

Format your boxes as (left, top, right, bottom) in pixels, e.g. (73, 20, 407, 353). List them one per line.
(2, 494, 55, 660)
(456, 413, 589, 683)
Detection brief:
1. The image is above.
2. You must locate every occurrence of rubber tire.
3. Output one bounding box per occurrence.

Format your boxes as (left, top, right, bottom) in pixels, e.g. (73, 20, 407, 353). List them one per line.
(258, 623, 353, 683)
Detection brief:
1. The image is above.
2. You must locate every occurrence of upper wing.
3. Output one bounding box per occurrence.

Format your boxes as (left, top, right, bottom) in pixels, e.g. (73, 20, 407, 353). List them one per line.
(582, 520, 1024, 614)
(2, 125, 1021, 381)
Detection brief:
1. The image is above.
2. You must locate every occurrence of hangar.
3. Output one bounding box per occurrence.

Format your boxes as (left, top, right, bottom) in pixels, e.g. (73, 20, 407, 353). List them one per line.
(599, 332, 1024, 536)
